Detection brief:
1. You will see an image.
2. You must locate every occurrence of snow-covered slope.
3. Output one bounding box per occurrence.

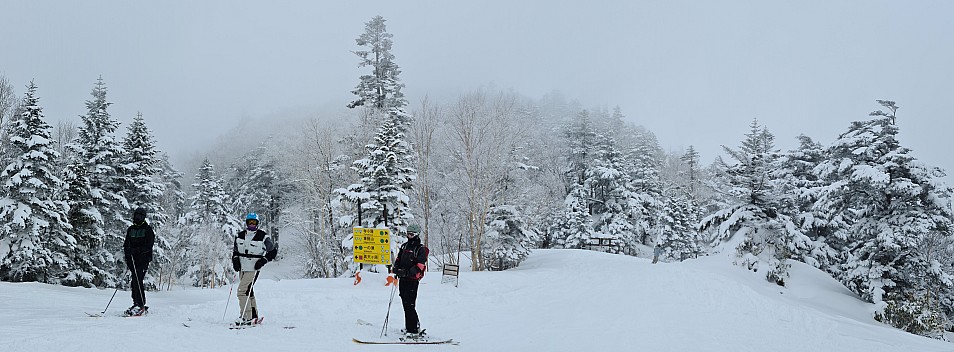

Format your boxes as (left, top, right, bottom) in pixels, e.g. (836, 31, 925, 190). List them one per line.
(1, 250, 949, 351)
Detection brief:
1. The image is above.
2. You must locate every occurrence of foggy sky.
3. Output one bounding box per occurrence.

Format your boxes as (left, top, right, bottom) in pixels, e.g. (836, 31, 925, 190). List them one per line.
(2, 1, 953, 179)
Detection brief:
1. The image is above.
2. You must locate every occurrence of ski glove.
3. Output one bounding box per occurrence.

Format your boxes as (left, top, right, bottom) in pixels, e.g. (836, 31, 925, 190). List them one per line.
(232, 256, 241, 271)
(254, 258, 267, 270)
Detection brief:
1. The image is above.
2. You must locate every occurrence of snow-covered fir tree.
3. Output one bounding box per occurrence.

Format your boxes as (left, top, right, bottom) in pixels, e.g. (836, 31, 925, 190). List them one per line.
(775, 134, 839, 273)
(338, 109, 415, 236)
(585, 134, 637, 252)
(482, 204, 536, 271)
(554, 185, 593, 249)
(654, 187, 702, 262)
(338, 14, 416, 270)
(67, 77, 128, 277)
(625, 127, 665, 250)
(118, 112, 171, 289)
(60, 160, 113, 287)
(813, 101, 954, 335)
(700, 118, 809, 285)
(180, 159, 238, 287)
(347, 15, 406, 112)
(119, 112, 165, 223)
(0, 82, 74, 283)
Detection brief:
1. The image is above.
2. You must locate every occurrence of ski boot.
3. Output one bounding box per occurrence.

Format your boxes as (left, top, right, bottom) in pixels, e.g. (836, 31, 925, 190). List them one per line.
(400, 329, 427, 342)
(123, 305, 147, 317)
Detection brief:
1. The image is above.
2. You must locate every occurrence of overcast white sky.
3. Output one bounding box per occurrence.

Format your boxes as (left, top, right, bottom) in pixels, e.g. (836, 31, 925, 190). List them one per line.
(2, 1, 953, 178)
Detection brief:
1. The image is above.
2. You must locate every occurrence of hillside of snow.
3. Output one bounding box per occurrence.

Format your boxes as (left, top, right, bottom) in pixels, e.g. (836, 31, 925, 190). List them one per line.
(1, 249, 950, 352)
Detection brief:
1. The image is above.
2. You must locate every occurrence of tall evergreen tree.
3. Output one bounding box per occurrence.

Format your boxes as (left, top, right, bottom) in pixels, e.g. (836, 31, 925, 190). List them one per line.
(814, 101, 953, 334)
(701, 119, 809, 285)
(655, 187, 702, 262)
(338, 110, 416, 232)
(585, 134, 638, 253)
(119, 112, 164, 221)
(118, 112, 170, 288)
(0, 82, 74, 283)
(554, 185, 593, 249)
(347, 15, 406, 112)
(60, 161, 112, 287)
(776, 135, 839, 272)
(338, 15, 416, 269)
(68, 77, 128, 277)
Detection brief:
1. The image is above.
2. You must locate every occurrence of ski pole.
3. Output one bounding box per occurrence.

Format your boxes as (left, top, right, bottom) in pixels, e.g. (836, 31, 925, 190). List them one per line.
(381, 276, 398, 337)
(223, 272, 238, 321)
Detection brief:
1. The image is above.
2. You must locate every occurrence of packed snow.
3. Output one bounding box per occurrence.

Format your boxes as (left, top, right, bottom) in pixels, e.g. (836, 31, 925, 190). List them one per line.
(1, 249, 949, 352)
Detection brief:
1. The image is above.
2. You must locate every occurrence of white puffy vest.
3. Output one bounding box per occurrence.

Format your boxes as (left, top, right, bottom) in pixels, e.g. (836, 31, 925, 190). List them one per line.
(236, 231, 268, 271)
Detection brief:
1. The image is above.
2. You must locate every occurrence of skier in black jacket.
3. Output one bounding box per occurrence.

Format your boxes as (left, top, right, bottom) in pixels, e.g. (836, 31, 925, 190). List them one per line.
(123, 207, 155, 316)
(392, 224, 429, 339)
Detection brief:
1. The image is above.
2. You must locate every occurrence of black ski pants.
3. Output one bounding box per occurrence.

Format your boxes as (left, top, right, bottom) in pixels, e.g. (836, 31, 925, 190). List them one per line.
(125, 256, 149, 307)
(399, 278, 421, 333)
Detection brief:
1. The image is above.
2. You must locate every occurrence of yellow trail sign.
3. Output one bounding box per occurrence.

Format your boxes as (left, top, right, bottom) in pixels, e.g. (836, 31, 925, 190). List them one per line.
(353, 227, 392, 265)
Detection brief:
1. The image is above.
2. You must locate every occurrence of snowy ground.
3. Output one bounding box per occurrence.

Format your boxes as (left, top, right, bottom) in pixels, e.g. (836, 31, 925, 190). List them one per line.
(1, 249, 950, 352)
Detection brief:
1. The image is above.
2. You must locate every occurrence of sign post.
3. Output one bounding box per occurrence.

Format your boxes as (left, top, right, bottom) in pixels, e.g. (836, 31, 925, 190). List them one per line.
(353, 227, 392, 266)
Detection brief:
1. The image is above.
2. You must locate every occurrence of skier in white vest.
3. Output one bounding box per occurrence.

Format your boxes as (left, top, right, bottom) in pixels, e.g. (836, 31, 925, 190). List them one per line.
(230, 213, 277, 326)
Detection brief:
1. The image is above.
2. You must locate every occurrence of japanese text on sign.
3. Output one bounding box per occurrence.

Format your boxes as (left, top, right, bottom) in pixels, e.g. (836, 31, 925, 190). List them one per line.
(353, 227, 392, 265)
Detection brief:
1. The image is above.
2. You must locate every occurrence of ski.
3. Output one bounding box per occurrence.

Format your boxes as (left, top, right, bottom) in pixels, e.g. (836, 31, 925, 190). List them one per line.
(229, 316, 265, 329)
(352, 338, 458, 345)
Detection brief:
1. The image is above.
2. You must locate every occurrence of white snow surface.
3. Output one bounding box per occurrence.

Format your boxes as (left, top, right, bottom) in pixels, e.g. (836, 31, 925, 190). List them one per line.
(2, 249, 950, 352)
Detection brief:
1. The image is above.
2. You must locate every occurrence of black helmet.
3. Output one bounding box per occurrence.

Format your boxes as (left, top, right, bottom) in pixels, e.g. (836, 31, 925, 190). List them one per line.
(133, 207, 147, 224)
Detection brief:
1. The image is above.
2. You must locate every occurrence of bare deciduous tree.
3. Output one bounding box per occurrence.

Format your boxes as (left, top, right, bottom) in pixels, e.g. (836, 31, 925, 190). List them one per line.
(447, 89, 528, 271)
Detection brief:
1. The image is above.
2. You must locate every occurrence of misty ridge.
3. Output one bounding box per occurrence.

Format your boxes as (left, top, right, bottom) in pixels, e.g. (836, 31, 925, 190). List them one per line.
(2, 12, 954, 340)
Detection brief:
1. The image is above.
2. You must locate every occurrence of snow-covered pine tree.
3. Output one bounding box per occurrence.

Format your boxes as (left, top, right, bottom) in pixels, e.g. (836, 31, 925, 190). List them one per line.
(813, 101, 953, 335)
(775, 135, 840, 273)
(0, 82, 74, 283)
(60, 160, 113, 287)
(655, 187, 702, 262)
(119, 113, 165, 222)
(482, 204, 536, 271)
(338, 15, 416, 271)
(700, 118, 809, 285)
(347, 15, 406, 112)
(585, 134, 637, 253)
(181, 159, 237, 288)
(118, 112, 170, 289)
(554, 185, 593, 249)
(68, 77, 128, 277)
(339, 109, 415, 239)
(625, 127, 665, 249)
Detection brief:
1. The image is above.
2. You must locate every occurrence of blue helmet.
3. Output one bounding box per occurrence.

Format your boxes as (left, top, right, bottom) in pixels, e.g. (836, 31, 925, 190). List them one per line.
(246, 213, 259, 222)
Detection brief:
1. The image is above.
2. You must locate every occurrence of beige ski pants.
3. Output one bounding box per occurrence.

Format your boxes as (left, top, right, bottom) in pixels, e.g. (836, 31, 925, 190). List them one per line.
(237, 271, 260, 320)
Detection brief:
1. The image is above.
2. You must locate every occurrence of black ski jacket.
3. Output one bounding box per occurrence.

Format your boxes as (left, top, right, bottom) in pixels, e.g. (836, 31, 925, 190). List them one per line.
(123, 222, 155, 263)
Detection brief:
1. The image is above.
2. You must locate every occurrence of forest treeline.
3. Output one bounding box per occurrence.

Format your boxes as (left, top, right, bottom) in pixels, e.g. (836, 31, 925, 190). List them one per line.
(1, 15, 951, 338)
